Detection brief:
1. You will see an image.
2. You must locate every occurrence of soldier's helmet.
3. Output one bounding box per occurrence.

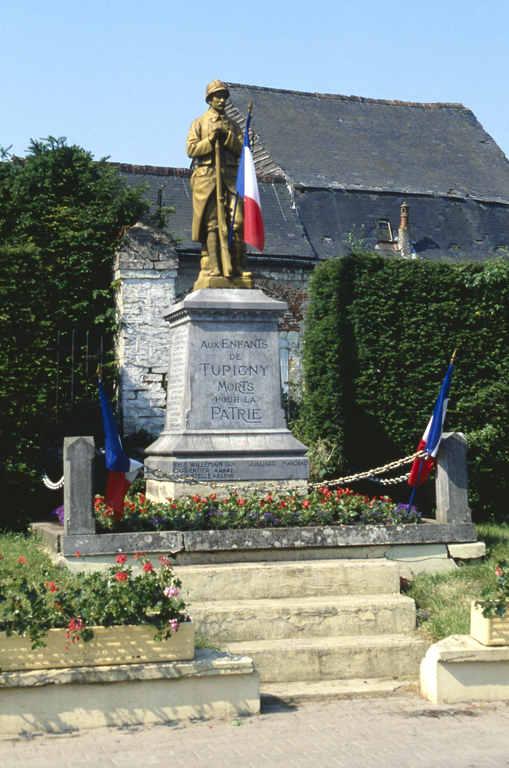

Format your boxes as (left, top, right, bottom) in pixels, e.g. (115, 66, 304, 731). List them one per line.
(206, 79, 230, 103)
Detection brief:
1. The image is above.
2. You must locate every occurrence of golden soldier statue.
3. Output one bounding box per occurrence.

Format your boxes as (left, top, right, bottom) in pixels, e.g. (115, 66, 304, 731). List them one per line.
(187, 79, 252, 288)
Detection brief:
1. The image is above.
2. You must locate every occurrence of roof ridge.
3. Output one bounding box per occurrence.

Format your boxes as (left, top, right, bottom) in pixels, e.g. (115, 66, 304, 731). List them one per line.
(108, 162, 192, 177)
(110, 161, 285, 183)
(226, 82, 467, 110)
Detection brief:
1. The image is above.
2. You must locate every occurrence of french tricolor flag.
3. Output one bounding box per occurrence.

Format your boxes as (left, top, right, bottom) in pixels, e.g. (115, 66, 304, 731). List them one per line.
(408, 356, 455, 488)
(98, 379, 142, 521)
(236, 113, 265, 252)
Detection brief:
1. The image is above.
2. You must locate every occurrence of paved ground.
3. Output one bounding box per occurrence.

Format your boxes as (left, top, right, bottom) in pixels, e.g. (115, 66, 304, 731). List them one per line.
(2, 691, 509, 768)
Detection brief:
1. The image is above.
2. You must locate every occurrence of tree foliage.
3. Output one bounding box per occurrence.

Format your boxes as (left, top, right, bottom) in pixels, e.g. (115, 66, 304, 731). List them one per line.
(0, 137, 152, 527)
(297, 250, 509, 522)
(0, 137, 150, 329)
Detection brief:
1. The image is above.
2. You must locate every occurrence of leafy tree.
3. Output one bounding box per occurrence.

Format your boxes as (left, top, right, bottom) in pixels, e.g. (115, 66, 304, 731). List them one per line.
(0, 137, 153, 527)
(0, 137, 150, 329)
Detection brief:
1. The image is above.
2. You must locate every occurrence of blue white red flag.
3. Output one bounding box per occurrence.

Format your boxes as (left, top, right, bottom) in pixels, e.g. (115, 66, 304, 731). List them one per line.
(98, 380, 142, 521)
(235, 114, 265, 252)
(408, 359, 455, 488)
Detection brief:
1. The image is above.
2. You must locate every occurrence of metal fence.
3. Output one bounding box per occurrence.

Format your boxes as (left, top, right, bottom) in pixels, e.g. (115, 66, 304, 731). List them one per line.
(48, 330, 108, 426)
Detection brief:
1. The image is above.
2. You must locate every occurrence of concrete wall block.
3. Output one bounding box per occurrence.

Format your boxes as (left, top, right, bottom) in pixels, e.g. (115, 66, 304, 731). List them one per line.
(63, 437, 96, 535)
(436, 433, 471, 524)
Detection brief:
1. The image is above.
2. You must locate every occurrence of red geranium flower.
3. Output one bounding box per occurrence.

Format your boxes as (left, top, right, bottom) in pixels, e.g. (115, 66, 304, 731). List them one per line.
(115, 571, 128, 582)
(143, 562, 154, 573)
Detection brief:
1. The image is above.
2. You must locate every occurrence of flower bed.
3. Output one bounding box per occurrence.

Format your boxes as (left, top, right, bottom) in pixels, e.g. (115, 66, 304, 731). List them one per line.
(90, 487, 422, 533)
(0, 550, 186, 650)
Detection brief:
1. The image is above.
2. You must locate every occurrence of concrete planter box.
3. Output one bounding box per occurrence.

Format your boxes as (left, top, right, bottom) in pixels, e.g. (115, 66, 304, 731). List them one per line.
(470, 602, 509, 647)
(0, 620, 194, 672)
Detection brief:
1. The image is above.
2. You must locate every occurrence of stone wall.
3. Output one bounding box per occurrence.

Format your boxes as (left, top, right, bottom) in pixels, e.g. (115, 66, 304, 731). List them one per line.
(115, 229, 313, 439)
(114, 222, 178, 438)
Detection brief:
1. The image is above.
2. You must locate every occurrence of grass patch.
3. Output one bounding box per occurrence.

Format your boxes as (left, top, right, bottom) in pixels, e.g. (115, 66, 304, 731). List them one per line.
(194, 634, 223, 652)
(0, 530, 65, 582)
(404, 522, 509, 642)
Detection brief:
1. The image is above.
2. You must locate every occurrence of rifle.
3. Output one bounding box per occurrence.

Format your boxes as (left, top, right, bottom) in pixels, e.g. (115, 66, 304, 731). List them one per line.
(215, 138, 233, 277)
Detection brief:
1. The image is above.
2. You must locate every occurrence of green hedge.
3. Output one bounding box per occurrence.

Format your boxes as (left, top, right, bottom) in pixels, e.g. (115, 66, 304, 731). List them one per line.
(297, 250, 509, 522)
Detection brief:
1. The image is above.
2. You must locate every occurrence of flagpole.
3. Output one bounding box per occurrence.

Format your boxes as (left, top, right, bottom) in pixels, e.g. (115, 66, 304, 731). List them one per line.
(406, 456, 425, 518)
(229, 101, 253, 246)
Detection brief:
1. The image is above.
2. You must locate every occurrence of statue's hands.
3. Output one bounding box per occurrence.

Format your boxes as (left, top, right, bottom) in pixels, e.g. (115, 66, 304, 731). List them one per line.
(210, 125, 228, 145)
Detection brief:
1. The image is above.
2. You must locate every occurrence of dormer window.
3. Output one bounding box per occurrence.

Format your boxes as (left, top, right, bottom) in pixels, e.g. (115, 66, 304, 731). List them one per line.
(375, 219, 394, 243)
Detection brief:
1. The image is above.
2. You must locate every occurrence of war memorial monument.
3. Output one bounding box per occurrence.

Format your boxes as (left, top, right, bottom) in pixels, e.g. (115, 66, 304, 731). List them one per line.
(145, 80, 309, 499)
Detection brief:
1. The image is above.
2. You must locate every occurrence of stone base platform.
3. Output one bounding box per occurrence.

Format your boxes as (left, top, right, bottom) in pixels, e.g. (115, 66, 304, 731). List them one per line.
(33, 521, 480, 576)
(0, 649, 260, 734)
(421, 634, 509, 704)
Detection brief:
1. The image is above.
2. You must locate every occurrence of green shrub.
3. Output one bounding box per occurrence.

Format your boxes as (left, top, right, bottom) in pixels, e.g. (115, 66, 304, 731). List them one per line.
(297, 250, 509, 521)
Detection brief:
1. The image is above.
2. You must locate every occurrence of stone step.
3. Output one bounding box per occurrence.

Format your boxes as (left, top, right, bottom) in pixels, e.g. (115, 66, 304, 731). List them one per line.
(176, 558, 400, 601)
(191, 594, 416, 642)
(261, 677, 419, 704)
(225, 634, 428, 683)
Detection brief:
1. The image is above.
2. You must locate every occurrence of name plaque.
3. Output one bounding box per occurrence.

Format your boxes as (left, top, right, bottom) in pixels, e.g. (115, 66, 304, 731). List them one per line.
(164, 457, 309, 482)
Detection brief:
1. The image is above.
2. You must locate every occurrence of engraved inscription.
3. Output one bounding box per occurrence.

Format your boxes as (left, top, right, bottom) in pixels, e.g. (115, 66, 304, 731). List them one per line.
(173, 461, 235, 480)
(166, 327, 187, 428)
(199, 334, 273, 425)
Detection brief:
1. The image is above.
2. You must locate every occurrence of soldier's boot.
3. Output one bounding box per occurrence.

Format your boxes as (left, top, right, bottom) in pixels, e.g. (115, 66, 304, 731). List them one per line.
(206, 231, 221, 276)
(230, 234, 248, 276)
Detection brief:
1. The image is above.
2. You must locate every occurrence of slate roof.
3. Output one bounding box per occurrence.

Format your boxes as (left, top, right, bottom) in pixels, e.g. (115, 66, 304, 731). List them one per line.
(115, 165, 315, 260)
(116, 83, 509, 264)
(225, 83, 509, 205)
(298, 188, 509, 262)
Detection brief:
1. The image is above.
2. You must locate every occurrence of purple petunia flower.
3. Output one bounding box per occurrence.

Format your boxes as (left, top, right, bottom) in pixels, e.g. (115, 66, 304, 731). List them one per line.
(51, 505, 65, 526)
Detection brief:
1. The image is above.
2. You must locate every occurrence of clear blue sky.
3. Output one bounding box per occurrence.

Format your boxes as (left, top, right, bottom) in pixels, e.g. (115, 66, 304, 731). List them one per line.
(3, 0, 508, 170)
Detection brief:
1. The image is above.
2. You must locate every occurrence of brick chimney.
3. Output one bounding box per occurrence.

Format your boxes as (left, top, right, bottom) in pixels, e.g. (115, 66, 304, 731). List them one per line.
(398, 202, 412, 258)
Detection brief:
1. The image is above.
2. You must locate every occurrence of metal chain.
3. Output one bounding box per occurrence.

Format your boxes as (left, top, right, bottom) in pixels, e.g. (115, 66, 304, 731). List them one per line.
(42, 470, 65, 490)
(41, 448, 421, 494)
(307, 450, 423, 489)
(365, 472, 411, 485)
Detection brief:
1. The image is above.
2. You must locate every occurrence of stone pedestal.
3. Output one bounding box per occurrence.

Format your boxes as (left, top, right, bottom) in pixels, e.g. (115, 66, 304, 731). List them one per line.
(145, 289, 309, 499)
(435, 432, 471, 523)
(63, 436, 95, 534)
